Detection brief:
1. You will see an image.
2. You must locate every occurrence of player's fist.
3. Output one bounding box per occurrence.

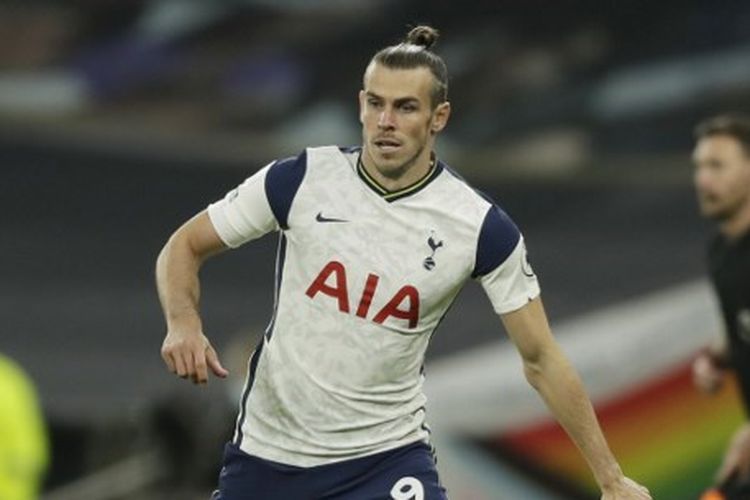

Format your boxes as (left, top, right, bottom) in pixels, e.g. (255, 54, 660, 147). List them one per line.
(161, 329, 229, 384)
(693, 351, 726, 394)
(717, 424, 750, 485)
(601, 477, 651, 499)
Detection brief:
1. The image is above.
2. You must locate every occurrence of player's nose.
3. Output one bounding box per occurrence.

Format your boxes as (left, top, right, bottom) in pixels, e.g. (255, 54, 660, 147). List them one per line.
(377, 108, 396, 129)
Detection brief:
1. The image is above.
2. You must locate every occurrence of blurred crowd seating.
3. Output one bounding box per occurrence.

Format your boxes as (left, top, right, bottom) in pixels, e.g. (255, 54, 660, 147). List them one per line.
(2, 0, 750, 175)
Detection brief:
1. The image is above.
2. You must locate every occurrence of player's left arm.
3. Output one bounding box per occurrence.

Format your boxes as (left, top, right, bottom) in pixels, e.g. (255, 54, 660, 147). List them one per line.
(500, 297, 651, 499)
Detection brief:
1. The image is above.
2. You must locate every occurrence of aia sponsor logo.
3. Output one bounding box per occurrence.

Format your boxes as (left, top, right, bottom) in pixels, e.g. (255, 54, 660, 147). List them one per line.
(305, 261, 420, 328)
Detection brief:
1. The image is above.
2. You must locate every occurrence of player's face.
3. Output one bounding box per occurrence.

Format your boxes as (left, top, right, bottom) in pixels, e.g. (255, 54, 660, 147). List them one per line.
(359, 63, 450, 181)
(692, 135, 750, 221)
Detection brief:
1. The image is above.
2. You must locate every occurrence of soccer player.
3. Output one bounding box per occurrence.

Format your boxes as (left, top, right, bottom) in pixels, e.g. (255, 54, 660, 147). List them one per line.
(156, 25, 651, 499)
(691, 114, 750, 498)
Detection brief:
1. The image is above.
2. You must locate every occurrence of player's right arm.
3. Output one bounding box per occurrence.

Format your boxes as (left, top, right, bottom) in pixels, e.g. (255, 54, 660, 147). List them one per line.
(156, 210, 230, 384)
(157, 152, 303, 383)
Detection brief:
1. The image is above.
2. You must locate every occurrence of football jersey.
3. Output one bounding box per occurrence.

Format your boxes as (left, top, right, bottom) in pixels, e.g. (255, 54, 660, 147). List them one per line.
(207, 145, 540, 466)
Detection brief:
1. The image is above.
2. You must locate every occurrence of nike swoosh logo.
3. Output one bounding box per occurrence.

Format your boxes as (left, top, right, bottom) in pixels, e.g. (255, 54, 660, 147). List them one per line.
(316, 212, 349, 223)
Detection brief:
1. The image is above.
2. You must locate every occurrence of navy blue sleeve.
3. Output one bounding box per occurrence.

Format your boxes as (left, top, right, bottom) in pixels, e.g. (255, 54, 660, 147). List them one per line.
(472, 205, 521, 277)
(264, 150, 307, 230)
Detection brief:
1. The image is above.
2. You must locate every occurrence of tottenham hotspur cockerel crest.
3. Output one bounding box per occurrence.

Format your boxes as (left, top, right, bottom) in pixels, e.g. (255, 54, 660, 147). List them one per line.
(423, 231, 444, 271)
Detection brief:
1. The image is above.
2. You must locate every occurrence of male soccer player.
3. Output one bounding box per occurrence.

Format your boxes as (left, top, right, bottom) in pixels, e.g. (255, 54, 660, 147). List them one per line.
(157, 25, 651, 499)
(691, 114, 750, 499)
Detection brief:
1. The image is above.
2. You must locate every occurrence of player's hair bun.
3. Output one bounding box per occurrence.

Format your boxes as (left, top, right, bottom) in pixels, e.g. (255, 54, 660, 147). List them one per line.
(405, 26, 439, 50)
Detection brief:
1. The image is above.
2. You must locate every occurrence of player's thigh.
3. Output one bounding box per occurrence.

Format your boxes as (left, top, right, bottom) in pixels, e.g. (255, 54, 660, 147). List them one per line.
(327, 444, 447, 500)
(332, 469, 446, 500)
(211, 443, 306, 500)
(383, 470, 447, 500)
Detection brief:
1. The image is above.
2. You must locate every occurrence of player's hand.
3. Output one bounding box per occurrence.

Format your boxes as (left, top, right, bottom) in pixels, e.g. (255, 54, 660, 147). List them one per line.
(717, 423, 750, 484)
(161, 329, 229, 384)
(601, 477, 651, 499)
(693, 351, 726, 394)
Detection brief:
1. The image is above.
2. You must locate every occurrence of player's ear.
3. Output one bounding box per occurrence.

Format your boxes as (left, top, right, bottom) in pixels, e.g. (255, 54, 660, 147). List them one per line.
(431, 101, 451, 134)
(358, 90, 366, 124)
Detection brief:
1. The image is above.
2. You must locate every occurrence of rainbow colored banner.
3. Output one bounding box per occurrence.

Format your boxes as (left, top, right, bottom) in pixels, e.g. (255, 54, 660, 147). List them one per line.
(489, 363, 745, 499)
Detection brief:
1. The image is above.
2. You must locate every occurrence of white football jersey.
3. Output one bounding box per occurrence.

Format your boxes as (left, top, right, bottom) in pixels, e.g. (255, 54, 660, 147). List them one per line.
(207, 145, 540, 466)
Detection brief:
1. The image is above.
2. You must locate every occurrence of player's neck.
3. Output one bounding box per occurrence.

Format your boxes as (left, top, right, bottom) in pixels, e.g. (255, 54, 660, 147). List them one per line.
(360, 148, 435, 193)
(719, 199, 750, 241)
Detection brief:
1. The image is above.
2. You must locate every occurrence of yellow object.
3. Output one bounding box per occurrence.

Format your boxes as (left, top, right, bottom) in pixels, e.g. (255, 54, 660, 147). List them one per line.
(0, 353, 49, 500)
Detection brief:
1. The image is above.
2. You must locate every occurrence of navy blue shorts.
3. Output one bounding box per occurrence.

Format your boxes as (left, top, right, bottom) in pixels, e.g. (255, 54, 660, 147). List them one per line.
(210, 440, 448, 499)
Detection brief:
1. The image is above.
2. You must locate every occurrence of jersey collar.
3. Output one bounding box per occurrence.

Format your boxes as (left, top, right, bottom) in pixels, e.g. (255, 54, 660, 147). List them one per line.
(357, 152, 443, 202)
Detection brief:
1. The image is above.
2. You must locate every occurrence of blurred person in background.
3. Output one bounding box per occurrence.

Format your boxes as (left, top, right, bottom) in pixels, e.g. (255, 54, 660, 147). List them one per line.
(692, 114, 750, 499)
(0, 352, 49, 500)
(156, 25, 650, 499)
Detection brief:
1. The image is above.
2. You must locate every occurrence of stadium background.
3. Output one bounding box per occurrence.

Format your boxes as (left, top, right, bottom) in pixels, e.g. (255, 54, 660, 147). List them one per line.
(2, 1, 749, 498)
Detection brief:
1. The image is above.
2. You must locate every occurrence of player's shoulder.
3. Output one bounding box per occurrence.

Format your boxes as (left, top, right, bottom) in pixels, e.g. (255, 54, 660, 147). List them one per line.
(437, 162, 488, 203)
(440, 166, 523, 277)
(266, 145, 354, 178)
(273, 145, 356, 176)
(269, 145, 350, 164)
(436, 160, 514, 221)
(707, 232, 729, 260)
(301, 145, 358, 162)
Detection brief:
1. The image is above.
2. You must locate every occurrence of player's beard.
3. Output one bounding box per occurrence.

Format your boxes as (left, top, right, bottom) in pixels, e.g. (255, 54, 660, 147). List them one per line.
(364, 124, 432, 181)
(701, 192, 749, 222)
(370, 142, 426, 181)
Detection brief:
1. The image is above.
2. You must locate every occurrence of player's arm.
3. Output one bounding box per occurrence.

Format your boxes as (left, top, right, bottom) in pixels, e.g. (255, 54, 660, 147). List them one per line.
(500, 297, 651, 499)
(156, 210, 230, 384)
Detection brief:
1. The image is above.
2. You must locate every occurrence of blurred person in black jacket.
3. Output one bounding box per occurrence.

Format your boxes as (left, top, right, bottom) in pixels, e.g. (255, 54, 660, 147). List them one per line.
(691, 114, 750, 499)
